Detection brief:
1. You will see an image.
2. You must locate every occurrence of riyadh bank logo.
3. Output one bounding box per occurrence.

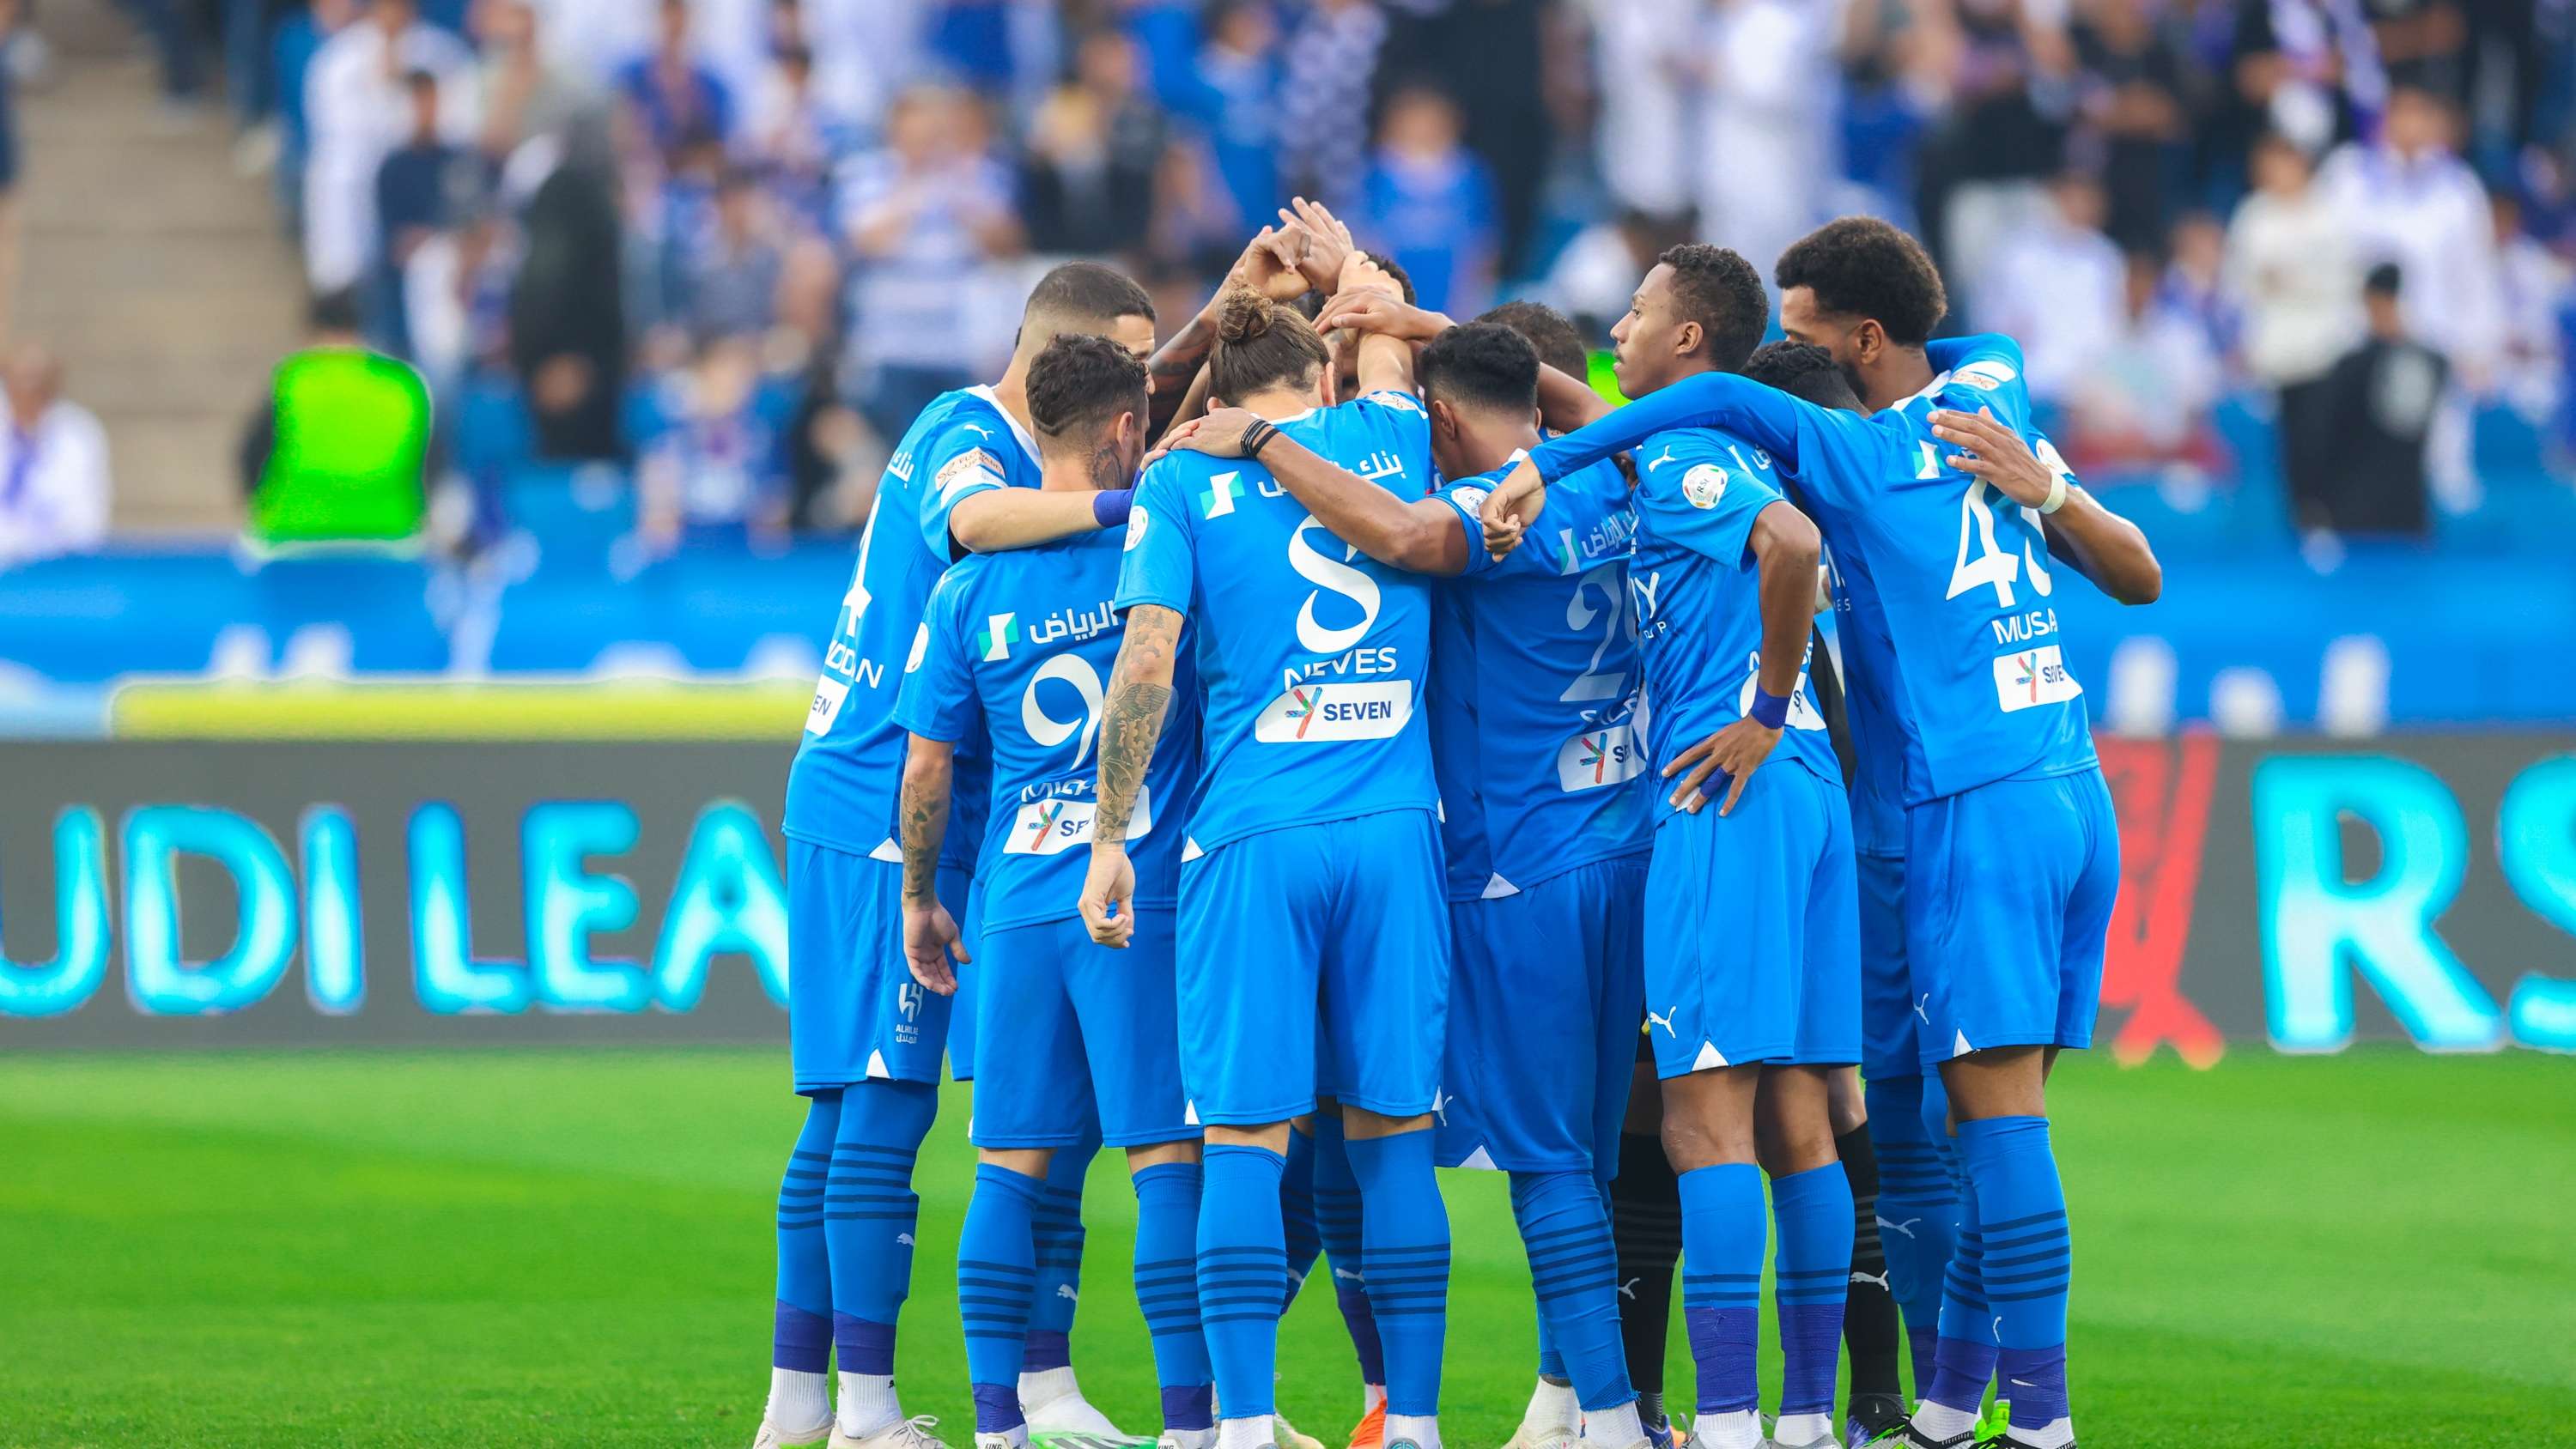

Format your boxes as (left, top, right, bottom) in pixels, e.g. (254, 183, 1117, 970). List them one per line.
(1200, 470, 1246, 518)
(977, 612, 1019, 661)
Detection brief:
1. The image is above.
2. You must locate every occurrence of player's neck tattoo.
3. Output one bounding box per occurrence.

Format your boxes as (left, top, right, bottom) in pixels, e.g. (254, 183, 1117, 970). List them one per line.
(1086, 440, 1127, 494)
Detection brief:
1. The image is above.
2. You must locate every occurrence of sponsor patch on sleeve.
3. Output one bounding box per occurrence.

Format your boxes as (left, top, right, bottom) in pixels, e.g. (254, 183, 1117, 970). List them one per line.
(1951, 359, 2020, 392)
(934, 447, 1005, 502)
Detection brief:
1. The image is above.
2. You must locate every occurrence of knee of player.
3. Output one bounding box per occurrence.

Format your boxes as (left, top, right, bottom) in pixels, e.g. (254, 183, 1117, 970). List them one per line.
(1126, 1138, 1201, 1173)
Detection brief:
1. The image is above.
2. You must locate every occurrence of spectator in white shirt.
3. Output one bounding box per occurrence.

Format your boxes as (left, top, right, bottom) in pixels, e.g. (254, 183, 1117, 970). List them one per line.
(2315, 84, 2500, 506)
(2226, 130, 2361, 512)
(303, 0, 477, 294)
(1974, 171, 2126, 407)
(0, 344, 112, 568)
(2067, 252, 2222, 471)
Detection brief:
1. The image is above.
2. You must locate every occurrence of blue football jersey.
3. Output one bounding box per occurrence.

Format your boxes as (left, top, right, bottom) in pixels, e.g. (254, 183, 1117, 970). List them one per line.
(784, 386, 1038, 864)
(1115, 391, 1439, 852)
(1620, 427, 1842, 822)
(895, 529, 1200, 932)
(1527, 336, 2098, 809)
(1425, 454, 1652, 900)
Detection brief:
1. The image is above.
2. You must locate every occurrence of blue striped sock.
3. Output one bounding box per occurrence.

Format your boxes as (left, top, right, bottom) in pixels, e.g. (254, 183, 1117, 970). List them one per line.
(825, 1079, 938, 1373)
(1925, 1168, 1996, 1417)
(1510, 1169, 1632, 1411)
(1864, 1075, 1957, 1390)
(773, 1091, 839, 1372)
(959, 1164, 1042, 1430)
(1678, 1162, 1764, 1416)
(1282, 1125, 1322, 1298)
(1133, 1163, 1215, 1430)
(1958, 1116, 2073, 1431)
(1198, 1144, 1289, 1420)
(1026, 1131, 1096, 1370)
(1770, 1162, 1856, 1420)
(1346, 1128, 1449, 1417)
(1310, 1115, 1387, 1386)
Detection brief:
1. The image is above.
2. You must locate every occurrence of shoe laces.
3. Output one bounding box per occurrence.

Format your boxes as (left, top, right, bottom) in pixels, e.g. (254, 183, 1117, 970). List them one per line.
(886, 1415, 945, 1449)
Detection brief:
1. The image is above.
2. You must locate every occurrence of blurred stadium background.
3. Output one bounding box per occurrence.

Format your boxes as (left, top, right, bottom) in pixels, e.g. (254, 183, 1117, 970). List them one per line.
(0, 0, 2570, 1445)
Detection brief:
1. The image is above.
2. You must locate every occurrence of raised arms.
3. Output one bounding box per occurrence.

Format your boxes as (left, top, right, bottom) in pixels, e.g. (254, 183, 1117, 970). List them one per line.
(1929, 408, 2162, 605)
(1079, 603, 1184, 948)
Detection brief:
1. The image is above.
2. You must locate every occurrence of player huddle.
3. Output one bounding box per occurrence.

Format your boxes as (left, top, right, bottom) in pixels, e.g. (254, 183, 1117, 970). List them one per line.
(756, 200, 2161, 1449)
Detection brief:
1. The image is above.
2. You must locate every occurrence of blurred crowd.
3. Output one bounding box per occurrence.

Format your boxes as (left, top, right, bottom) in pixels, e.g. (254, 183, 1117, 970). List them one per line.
(6, 0, 2576, 564)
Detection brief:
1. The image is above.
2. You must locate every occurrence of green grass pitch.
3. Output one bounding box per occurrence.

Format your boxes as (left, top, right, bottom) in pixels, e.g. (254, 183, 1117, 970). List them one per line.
(1, 1047, 2567, 1447)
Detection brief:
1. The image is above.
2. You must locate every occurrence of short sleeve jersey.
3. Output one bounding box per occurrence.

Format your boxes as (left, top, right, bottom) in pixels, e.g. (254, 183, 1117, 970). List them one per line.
(1114, 392, 1439, 852)
(894, 529, 1200, 931)
(1425, 454, 1652, 900)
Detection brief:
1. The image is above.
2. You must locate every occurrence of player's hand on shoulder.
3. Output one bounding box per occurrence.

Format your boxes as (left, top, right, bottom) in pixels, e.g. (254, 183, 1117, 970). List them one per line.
(1478, 457, 1546, 557)
(1314, 288, 1450, 347)
(1662, 718, 1784, 816)
(1158, 407, 1263, 459)
(1078, 846, 1137, 949)
(901, 900, 966, 995)
(1930, 407, 2059, 509)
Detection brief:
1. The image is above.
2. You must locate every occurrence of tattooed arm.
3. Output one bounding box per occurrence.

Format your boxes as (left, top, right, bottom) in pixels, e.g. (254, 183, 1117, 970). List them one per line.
(896, 734, 968, 993)
(1079, 603, 1182, 947)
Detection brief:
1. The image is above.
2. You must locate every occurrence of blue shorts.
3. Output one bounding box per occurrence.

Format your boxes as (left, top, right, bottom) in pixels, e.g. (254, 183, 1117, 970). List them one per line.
(1642, 763, 1859, 1076)
(1905, 766, 2118, 1067)
(943, 864, 981, 1082)
(969, 912, 1194, 1149)
(787, 840, 968, 1093)
(1856, 851, 1920, 1080)
(1437, 856, 1647, 1174)
(1176, 810, 1449, 1125)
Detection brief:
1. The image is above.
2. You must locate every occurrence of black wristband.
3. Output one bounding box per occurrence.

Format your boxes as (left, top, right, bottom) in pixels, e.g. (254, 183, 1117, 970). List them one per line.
(1241, 419, 1279, 459)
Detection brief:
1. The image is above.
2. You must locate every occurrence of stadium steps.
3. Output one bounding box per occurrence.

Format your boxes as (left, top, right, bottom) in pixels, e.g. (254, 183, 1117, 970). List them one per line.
(9, 0, 304, 534)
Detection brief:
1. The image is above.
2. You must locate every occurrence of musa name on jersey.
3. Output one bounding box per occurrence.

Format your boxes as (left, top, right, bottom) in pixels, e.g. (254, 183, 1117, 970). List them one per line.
(1528, 336, 2096, 809)
(1825, 419, 2084, 858)
(894, 528, 1200, 931)
(1622, 427, 1840, 823)
(784, 385, 1036, 865)
(1115, 391, 1437, 852)
(1427, 453, 1651, 900)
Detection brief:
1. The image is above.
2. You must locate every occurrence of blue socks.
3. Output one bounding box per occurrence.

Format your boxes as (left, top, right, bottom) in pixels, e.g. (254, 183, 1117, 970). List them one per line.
(1677, 1162, 1764, 1416)
(1924, 1165, 1997, 1420)
(1281, 1124, 1323, 1297)
(1510, 1169, 1632, 1411)
(1025, 1133, 1096, 1373)
(1770, 1162, 1856, 1425)
(1867, 1074, 1959, 1388)
(958, 1164, 1043, 1431)
(1198, 1143, 1290, 1420)
(826, 1078, 939, 1375)
(1959, 1116, 2073, 1434)
(773, 1091, 840, 1372)
(1309, 1115, 1387, 1388)
(1134, 1163, 1216, 1431)
(1346, 1127, 1451, 1418)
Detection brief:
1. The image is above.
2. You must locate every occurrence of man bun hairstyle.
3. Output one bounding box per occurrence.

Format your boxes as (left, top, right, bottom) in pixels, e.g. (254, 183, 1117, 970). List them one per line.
(1772, 216, 1947, 346)
(1475, 299, 1589, 379)
(1208, 285, 1330, 403)
(1027, 333, 1149, 451)
(1658, 243, 1768, 373)
(1418, 321, 1540, 416)
(1024, 259, 1157, 330)
(1741, 339, 1863, 413)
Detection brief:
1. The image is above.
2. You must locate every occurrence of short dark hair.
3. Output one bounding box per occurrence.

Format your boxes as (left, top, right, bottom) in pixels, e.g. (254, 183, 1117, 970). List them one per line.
(307, 287, 362, 334)
(1024, 260, 1157, 330)
(1418, 322, 1540, 416)
(1299, 250, 1419, 324)
(1658, 244, 1768, 373)
(1773, 216, 1947, 346)
(1026, 334, 1149, 450)
(1209, 286, 1329, 402)
(1741, 340, 1862, 414)
(1475, 300, 1589, 379)
(2365, 262, 2403, 297)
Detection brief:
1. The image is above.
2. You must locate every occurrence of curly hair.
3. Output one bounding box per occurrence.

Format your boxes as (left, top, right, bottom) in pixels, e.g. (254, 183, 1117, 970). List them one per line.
(1771, 217, 1947, 346)
(1657, 244, 1768, 373)
(1027, 333, 1149, 445)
